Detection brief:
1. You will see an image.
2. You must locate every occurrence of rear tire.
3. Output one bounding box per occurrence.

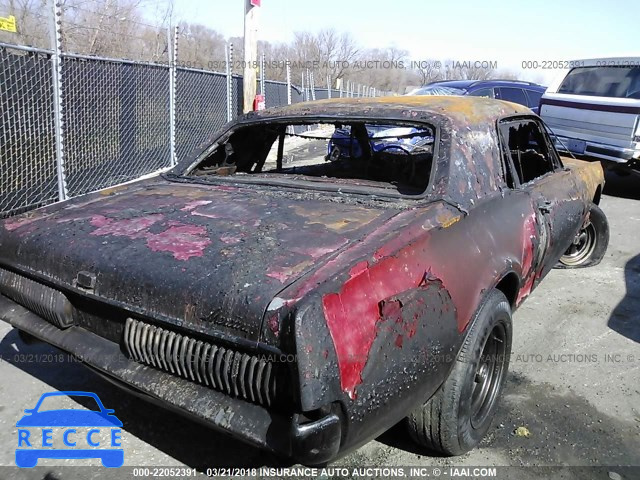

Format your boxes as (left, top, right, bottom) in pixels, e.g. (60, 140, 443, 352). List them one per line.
(406, 289, 512, 455)
(558, 203, 609, 268)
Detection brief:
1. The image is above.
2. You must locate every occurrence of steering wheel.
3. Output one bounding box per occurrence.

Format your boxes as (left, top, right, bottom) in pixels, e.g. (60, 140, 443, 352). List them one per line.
(377, 144, 412, 155)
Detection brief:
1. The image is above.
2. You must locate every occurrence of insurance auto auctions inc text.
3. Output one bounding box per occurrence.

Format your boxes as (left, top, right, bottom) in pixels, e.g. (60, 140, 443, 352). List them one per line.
(251, 466, 497, 478)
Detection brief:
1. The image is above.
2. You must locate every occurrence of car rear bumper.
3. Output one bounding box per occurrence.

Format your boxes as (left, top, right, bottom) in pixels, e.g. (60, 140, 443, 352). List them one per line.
(0, 294, 342, 465)
(553, 136, 640, 164)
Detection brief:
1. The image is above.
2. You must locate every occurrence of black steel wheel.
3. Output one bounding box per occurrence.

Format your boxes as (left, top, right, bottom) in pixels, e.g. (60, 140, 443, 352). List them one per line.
(407, 289, 512, 455)
(559, 203, 609, 268)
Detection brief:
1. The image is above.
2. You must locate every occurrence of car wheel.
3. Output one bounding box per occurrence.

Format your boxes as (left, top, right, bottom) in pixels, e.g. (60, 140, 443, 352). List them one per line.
(558, 203, 609, 268)
(406, 289, 512, 455)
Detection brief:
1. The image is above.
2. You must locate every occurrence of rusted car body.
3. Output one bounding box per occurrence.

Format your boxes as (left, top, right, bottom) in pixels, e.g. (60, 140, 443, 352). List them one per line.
(0, 97, 605, 463)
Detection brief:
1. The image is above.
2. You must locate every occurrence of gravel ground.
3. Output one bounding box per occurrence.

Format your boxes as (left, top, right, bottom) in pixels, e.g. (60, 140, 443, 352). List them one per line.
(0, 169, 638, 479)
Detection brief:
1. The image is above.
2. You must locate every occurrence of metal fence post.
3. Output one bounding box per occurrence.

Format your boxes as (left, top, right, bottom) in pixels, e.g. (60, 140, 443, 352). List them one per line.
(168, 26, 178, 167)
(327, 75, 331, 99)
(260, 53, 266, 99)
(49, 0, 67, 201)
(286, 61, 291, 105)
(310, 70, 316, 101)
(226, 42, 233, 122)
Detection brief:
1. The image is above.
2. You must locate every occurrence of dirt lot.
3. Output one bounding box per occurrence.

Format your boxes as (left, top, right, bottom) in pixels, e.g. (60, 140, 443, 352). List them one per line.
(0, 170, 638, 479)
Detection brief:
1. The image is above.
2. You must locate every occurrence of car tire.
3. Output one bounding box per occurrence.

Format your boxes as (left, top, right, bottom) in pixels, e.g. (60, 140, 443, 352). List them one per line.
(406, 289, 512, 456)
(558, 203, 609, 268)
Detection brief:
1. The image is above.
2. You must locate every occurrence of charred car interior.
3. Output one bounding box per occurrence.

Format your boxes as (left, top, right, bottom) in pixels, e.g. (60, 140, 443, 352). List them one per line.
(186, 121, 435, 195)
(0, 96, 610, 466)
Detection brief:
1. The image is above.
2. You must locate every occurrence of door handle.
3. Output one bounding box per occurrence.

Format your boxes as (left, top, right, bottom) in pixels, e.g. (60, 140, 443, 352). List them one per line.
(538, 199, 552, 214)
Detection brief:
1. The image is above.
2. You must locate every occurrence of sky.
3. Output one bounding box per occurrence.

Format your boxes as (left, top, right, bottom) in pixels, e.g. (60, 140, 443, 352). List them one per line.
(155, 0, 638, 85)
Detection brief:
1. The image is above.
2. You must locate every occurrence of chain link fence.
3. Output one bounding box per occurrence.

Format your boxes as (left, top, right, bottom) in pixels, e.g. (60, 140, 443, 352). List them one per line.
(62, 55, 172, 197)
(0, 47, 58, 217)
(0, 39, 382, 218)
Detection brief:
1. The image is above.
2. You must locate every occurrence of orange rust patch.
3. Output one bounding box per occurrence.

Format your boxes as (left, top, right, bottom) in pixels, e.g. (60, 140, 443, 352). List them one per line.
(436, 212, 462, 228)
(292, 205, 381, 232)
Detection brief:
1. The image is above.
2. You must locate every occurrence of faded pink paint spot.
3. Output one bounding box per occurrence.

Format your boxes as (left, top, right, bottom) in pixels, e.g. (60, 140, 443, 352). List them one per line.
(181, 200, 212, 212)
(267, 315, 279, 337)
(266, 270, 291, 283)
(90, 214, 163, 238)
(190, 210, 222, 219)
(146, 224, 212, 261)
(3, 216, 42, 231)
(220, 234, 242, 244)
(89, 214, 211, 261)
(290, 241, 348, 259)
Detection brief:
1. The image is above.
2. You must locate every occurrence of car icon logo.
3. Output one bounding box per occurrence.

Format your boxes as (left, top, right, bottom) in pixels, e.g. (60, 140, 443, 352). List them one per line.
(15, 391, 124, 468)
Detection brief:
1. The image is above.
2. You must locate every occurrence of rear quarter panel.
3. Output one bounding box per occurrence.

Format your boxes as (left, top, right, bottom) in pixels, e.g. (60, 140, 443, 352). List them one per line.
(561, 156, 605, 204)
(284, 193, 544, 452)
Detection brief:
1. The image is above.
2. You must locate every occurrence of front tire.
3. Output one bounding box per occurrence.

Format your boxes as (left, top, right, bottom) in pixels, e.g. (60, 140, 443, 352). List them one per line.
(558, 203, 609, 268)
(406, 289, 512, 455)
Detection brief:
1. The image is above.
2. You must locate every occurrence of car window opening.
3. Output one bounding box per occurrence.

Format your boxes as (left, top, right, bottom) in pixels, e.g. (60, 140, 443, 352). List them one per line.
(189, 121, 436, 195)
(558, 66, 640, 99)
(500, 120, 556, 185)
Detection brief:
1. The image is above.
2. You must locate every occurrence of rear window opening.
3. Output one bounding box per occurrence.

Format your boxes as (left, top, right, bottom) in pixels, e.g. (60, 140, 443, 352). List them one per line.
(187, 120, 436, 196)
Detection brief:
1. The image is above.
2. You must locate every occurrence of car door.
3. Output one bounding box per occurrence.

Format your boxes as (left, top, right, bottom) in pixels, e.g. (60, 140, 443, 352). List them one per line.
(468, 87, 495, 99)
(498, 116, 585, 277)
(496, 87, 529, 108)
(524, 89, 544, 114)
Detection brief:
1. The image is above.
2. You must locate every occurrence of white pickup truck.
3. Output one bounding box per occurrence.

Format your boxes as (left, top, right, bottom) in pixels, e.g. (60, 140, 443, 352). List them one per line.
(539, 58, 640, 173)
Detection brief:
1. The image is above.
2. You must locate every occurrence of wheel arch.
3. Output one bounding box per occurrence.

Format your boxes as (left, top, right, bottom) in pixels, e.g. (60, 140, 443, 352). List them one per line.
(494, 271, 521, 309)
(593, 184, 602, 205)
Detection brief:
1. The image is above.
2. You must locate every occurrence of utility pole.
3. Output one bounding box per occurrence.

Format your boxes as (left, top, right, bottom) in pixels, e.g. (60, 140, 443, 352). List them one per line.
(243, 0, 260, 113)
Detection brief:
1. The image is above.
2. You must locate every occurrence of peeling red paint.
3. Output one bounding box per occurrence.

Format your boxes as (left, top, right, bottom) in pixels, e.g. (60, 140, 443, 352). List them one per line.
(267, 315, 279, 337)
(348, 261, 369, 278)
(89, 214, 211, 261)
(322, 258, 420, 399)
(146, 224, 212, 260)
(516, 212, 537, 305)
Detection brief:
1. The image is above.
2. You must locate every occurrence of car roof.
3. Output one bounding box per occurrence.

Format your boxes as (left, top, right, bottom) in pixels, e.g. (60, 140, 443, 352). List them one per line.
(245, 96, 533, 127)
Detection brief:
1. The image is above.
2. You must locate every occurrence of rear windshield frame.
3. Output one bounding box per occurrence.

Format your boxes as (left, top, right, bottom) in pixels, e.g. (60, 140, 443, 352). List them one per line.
(171, 116, 442, 201)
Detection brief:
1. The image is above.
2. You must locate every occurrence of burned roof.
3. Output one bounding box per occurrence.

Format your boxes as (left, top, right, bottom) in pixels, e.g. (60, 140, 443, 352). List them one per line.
(244, 95, 533, 127)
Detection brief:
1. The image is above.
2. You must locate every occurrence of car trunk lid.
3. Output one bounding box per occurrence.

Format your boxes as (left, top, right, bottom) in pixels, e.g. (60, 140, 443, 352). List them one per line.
(0, 180, 398, 343)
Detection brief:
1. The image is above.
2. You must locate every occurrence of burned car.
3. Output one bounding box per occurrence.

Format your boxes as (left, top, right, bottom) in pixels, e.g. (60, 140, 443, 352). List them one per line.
(0, 97, 609, 464)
